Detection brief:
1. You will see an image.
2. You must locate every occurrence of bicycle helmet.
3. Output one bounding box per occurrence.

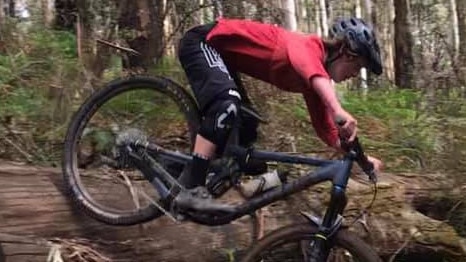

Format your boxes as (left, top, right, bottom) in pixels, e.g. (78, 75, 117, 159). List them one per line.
(330, 17, 383, 75)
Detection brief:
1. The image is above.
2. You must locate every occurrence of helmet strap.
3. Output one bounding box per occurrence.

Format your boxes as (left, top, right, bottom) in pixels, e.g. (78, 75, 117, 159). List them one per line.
(324, 44, 345, 71)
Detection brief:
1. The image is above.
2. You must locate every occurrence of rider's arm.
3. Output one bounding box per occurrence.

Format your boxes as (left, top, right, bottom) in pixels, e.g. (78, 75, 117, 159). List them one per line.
(302, 90, 339, 149)
(310, 76, 343, 115)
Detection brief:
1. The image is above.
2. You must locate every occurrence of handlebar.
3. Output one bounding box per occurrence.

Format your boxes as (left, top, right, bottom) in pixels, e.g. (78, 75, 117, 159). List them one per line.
(336, 117, 377, 183)
(341, 137, 377, 182)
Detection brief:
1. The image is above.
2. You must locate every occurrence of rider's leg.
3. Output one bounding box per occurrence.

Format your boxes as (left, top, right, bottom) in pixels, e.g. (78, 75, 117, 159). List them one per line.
(184, 93, 241, 189)
(177, 23, 240, 189)
(178, 93, 240, 189)
(187, 135, 215, 189)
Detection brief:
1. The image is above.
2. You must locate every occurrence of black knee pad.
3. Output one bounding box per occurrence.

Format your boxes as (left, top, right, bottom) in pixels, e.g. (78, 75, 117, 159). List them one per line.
(199, 98, 240, 149)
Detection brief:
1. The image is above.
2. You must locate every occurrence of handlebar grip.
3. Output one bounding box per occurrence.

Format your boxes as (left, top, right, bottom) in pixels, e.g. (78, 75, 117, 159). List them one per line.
(335, 116, 377, 181)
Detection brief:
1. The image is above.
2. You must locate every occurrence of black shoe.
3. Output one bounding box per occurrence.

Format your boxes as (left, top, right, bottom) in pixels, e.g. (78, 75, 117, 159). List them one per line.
(205, 158, 240, 197)
(205, 171, 232, 197)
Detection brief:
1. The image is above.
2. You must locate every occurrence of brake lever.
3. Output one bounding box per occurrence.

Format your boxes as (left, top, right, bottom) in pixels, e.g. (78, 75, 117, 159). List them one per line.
(363, 162, 378, 183)
(341, 137, 378, 183)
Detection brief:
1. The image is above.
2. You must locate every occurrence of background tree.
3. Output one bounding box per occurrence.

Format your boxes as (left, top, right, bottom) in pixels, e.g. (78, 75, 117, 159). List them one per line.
(117, 0, 165, 71)
(54, 0, 75, 30)
(456, 0, 466, 86)
(394, 0, 414, 88)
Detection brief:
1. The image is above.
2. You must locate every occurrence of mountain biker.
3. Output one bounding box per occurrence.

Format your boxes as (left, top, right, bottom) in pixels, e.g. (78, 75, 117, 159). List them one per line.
(177, 17, 383, 195)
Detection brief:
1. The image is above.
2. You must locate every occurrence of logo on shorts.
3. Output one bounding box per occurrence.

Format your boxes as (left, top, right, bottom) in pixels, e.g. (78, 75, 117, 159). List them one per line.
(228, 89, 241, 100)
(217, 103, 237, 129)
(200, 42, 232, 79)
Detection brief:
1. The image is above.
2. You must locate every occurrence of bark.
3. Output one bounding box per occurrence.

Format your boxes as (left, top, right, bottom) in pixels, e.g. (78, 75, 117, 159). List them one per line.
(41, 0, 55, 27)
(0, 233, 50, 262)
(456, 0, 466, 86)
(450, 0, 460, 59)
(117, 0, 164, 71)
(314, 0, 322, 36)
(363, 0, 377, 87)
(281, 0, 297, 31)
(0, 161, 258, 262)
(318, 0, 328, 37)
(54, 0, 76, 30)
(393, 0, 415, 88)
(0, 161, 465, 261)
(7, 0, 14, 17)
(75, 0, 115, 83)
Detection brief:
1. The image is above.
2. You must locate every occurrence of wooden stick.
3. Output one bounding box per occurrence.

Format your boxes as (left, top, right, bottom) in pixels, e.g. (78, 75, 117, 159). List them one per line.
(96, 39, 141, 56)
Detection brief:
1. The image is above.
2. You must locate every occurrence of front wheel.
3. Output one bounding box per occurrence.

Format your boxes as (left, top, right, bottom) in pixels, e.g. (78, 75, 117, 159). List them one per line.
(62, 75, 200, 225)
(240, 223, 382, 262)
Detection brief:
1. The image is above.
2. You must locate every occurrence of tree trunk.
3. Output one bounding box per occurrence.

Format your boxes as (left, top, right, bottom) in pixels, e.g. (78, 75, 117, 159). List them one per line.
(0, 161, 257, 262)
(54, 0, 76, 30)
(7, 0, 14, 17)
(355, 0, 368, 90)
(363, 0, 378, 88)
(117, 0, 164, 71)
(76, 0, 102, 81)
(318, 0, 328, 37)
(314, 0, 322, 36)
(456, 0, 466, 86)
(41, 0, 54, 27)
(393, 0, 415, 88)
(450, 0, 460, 59)
(0, 161, 465, 261)
(0, 0, 4, 23)
(281, 0, 297, 31)
(75, 0, 115, 84)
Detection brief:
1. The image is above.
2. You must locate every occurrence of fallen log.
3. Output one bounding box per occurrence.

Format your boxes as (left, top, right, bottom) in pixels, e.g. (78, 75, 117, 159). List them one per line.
(0, 160, 465, 261)
(0, 161, 258, 262)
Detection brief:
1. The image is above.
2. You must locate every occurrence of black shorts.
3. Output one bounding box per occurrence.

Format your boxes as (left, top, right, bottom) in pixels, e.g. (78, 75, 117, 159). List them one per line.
(178, 23, 240, 113)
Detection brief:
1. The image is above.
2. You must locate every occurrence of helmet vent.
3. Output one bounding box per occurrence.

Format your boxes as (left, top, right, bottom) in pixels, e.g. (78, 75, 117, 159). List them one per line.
(363, 30, 371, 41)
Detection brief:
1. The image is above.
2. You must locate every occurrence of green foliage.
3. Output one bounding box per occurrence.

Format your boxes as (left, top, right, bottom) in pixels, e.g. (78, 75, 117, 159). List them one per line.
(0, 21, 81, 164)
(292, 104, 308, 121)
(340, 88, 438, 170)
(0, 51, 38, 85)
(29, 29, 77, 59)
(0, 22, 79, 86)
(340, 88, 422, 120)
(103, 89, 184, 122)
(0, 87, 46, 117)
(285, 87, 466, 173)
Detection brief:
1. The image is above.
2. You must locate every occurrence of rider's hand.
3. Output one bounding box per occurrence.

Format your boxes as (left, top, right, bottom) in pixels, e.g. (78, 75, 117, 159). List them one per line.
(367, 155, 383, 173)
(334, 109, 357, 142)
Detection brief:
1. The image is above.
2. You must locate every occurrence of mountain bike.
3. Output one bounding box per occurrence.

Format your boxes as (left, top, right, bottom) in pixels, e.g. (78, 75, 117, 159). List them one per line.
(62, 75, 382, 261)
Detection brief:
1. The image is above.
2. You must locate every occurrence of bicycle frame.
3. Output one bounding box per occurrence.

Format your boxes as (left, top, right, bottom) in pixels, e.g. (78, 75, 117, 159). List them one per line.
(130, 141, 354, 230)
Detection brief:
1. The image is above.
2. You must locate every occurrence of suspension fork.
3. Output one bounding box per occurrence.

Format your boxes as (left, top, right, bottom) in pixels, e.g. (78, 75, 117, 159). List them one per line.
(302, 160, 352, 261)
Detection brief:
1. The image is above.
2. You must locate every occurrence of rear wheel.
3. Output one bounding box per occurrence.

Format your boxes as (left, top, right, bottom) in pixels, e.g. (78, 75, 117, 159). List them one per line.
(62, 75, 200, 225)
(240, 223, 382, 262)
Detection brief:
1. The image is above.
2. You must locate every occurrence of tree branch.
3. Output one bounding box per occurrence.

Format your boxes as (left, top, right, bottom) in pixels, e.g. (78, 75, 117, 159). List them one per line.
(96, 39, 141, 56)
